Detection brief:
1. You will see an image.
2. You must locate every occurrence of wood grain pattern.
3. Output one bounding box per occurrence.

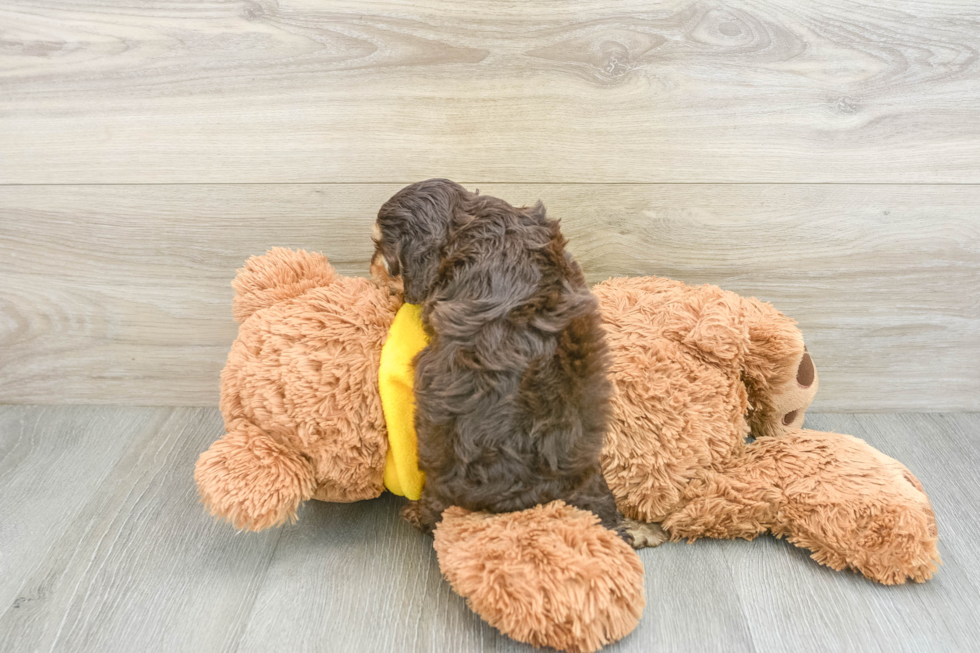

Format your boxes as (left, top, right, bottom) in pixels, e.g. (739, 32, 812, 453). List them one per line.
(741, 413, 980, 652)
(1, 0, 978, 183)
(0, 406, 978, 652)
(2, 183, 977, 410)
(0, 406, 282, 653)
(236, 497, 525, 653)
(0, 406, 160, 612)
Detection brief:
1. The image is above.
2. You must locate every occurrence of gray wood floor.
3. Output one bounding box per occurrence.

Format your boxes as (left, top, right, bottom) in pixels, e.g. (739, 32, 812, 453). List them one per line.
(1, 407, 978, 652)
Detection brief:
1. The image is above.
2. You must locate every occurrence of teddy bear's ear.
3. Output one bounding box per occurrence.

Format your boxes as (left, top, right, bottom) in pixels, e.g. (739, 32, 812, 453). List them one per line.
(232, 248, 336, 323)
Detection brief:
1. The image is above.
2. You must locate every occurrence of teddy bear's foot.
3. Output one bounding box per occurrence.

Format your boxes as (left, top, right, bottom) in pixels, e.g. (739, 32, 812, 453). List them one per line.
(624, 518, 669, 549)
(739, 295, 819, 438)
(755, 345, 819, 436)
(194, 425, 316, 531)
(775, 431, 941, 584)
(789, 500, 941, 585)
(434, 501, 645, 653)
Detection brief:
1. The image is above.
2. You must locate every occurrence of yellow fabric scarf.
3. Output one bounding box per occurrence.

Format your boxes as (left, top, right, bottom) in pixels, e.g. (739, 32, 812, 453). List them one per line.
(379, 303, 429, 500)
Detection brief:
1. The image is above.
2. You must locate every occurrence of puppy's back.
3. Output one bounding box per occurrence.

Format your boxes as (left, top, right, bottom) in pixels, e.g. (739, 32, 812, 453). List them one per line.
(416, 195, 612, 511)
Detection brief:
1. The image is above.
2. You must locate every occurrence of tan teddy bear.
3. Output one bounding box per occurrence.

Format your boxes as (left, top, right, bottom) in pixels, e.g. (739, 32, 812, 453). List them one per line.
(195, 248, 940, 653)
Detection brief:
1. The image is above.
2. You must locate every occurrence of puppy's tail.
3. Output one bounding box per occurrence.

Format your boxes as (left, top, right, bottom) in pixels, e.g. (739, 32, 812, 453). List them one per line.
(433, 501, 645, 653)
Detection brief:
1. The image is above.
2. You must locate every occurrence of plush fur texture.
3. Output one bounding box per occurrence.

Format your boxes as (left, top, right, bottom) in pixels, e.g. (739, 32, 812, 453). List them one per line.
(434, 502, 645, 653)
(662, 430, 940, 584)
(374, 180, 624, 537)
(592, 275, 938, 583)
(196, 248, 400, 530)
(195, 247, 940, 653)
(593, 275, 819, 523)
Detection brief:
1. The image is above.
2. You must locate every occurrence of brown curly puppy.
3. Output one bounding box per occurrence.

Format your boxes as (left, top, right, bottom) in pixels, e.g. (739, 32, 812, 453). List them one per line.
(374, 179, 628, 541)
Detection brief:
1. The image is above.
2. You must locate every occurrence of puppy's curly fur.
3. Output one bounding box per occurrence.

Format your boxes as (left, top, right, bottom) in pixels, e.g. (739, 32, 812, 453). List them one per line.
(374, 179, 626, 540)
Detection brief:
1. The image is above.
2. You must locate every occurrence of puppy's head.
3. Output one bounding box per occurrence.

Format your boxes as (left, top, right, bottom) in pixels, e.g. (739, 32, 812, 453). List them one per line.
(374, 179, 468, 304)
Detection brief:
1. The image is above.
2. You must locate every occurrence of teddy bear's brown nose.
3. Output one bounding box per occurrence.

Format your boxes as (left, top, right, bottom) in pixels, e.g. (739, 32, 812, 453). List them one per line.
(782, 409, 799, 426)
(797, 347, 815, 388)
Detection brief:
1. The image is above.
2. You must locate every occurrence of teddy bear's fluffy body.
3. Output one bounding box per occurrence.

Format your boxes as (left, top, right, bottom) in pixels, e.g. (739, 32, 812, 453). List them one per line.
(195, 248, 940, 653)
(595, 275, 816, 522)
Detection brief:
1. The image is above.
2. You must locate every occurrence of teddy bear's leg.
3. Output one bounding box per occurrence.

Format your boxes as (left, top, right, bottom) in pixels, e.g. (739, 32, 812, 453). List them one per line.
(660, 468, 781, 542)
(770, 431, 941, 584)
(194, 424, 316, 531)
(788, 497, 940, 585)
(740, 298, 819, 438)
(665, 430, 941, 584)
(434, 502, 645, 653)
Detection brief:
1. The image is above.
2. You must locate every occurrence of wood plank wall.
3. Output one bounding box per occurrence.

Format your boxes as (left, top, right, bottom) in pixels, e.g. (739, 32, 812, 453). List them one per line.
(1, 1, 978, 409)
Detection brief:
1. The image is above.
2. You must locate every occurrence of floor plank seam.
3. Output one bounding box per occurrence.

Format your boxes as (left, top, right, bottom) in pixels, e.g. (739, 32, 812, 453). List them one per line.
(227, 527, 287, 653)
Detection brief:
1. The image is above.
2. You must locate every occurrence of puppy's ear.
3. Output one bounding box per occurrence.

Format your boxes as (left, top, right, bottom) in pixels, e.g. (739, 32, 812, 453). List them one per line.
(379, 179, 467, 303)
(400, 244, 441, 304)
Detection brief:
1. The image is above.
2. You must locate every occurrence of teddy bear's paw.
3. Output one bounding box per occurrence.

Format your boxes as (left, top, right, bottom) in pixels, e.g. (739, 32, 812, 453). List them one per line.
(434, 502, 645, 653)
(623, 518, 668, 549)
(749, 345, 820, 439)
(770, 432, 942, 584)
(194, 427, 316, 531)
(792, 500, 942, 585)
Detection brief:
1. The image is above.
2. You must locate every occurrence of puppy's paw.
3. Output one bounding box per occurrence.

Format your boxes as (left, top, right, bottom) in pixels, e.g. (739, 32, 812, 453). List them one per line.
(615, 526, 636, 548)
(624, 518, 669, 549)
(400, 500, 424, 532)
